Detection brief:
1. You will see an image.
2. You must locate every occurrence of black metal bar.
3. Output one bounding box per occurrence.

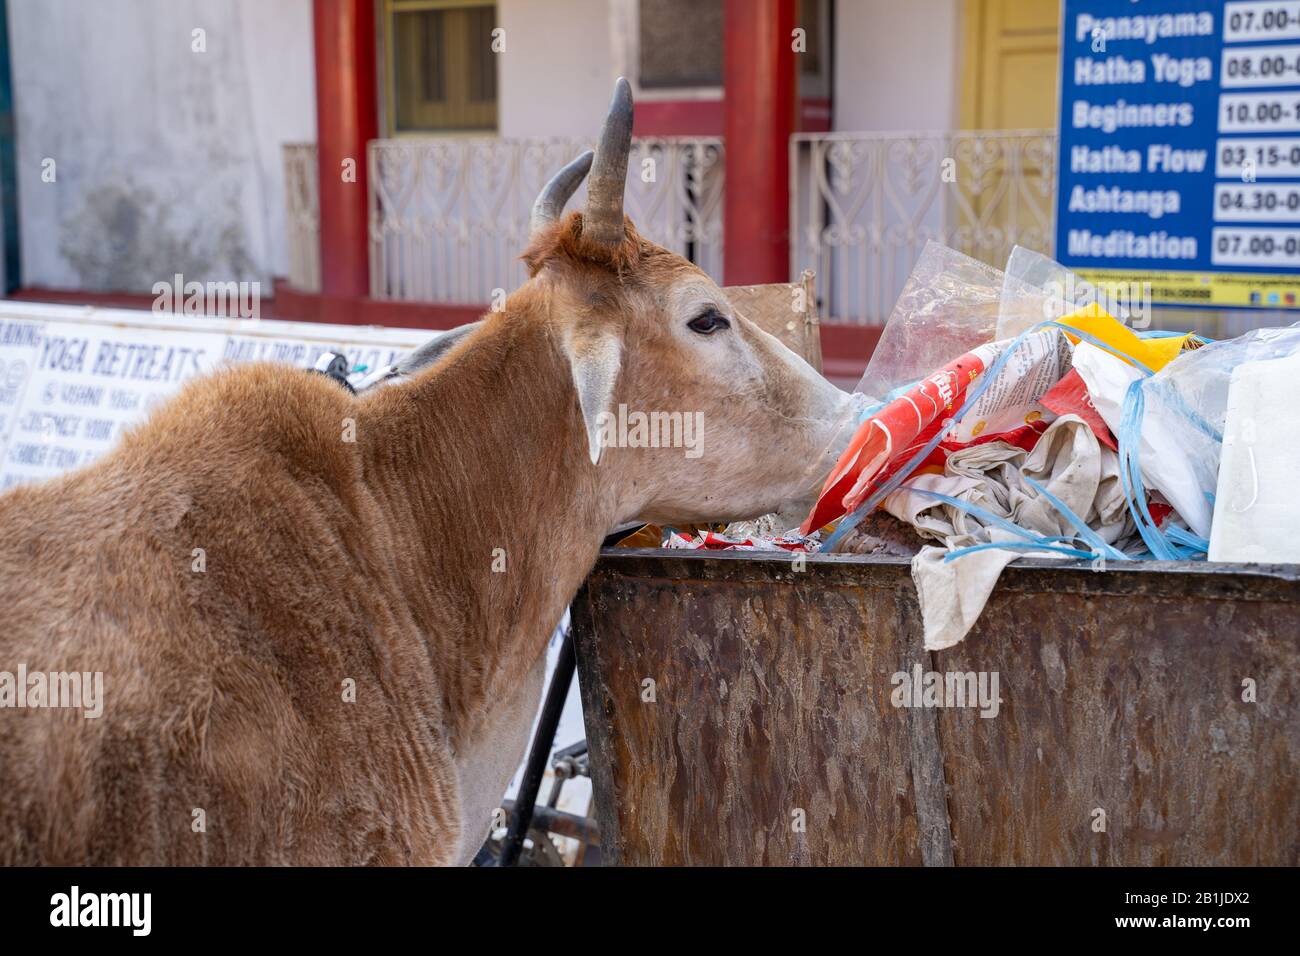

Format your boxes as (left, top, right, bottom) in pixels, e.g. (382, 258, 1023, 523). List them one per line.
(497, 627, 576, 867)
(544, 773, 565, 810)
(500, 799, 600, 846)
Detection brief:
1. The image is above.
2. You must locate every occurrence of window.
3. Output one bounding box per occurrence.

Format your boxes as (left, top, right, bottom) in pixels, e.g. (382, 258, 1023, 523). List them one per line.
(386, 0, 498, 133)
(635, 0, 829, 95)
(797, 0, 832, 100)
(638, 0, 723, 90)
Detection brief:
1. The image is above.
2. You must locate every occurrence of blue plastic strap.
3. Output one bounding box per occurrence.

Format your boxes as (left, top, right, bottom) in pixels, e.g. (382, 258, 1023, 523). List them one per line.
(1041, 320, 1157, 376)
(823, 321, 1061, 551)
(1136, 329, 1213, 344)
(1118, 379, 1180, 561)
(1165, 524, 1209, 553)
(943, 540, 1097, 563)
(894, 484, 1050, 544)
(1021, 475, 1130, 561)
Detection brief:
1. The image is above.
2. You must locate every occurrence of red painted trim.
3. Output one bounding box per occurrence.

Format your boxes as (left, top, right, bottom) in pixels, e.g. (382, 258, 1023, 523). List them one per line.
(633, 98, 724, 137)
(799, 97, 832, 133)
(723, 0, 796, 286)
(11, 288, 185, 313)
(632, 96, 829, 137)
(9, 285, 486, 333)
(313, 0, 378, 299)
(273, 282, 484, 330)
(818, 321, 880, 388)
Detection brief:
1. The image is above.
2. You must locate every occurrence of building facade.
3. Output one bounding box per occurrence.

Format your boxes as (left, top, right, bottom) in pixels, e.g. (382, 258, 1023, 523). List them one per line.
(1, 0, 1067, 381)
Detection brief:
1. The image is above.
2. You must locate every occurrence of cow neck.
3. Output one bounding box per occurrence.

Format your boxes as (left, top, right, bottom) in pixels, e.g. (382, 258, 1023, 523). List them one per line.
(359, 311, 621, 743)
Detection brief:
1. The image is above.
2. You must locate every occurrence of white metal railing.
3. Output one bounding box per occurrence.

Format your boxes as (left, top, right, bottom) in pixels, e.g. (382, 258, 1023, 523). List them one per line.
(283, 143, 321, 293)
(284, 131, 1057, 322)
(791, 130, 1057, 325)
(367, 137, 723, 303)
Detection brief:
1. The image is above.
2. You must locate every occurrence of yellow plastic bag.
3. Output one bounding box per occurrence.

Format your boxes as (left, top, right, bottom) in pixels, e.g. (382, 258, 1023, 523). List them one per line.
(1058, 303, 1190, 373)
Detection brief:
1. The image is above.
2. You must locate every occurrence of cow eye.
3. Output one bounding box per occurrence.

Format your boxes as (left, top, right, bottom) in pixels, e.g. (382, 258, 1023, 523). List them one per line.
(687, 309, 730, 335)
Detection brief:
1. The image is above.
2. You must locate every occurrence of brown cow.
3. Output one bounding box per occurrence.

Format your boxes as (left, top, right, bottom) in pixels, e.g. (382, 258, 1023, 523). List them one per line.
(0, 80, 852, 865)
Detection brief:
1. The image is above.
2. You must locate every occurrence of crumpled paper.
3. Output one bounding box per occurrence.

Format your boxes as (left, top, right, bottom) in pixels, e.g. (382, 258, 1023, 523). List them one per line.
(883, 414, 1132, 649)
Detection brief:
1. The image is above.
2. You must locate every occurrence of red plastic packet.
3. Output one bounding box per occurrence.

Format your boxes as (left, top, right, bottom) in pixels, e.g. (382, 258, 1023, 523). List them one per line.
(1039, 368, 1117, 452)
(801, 348, 988, 533)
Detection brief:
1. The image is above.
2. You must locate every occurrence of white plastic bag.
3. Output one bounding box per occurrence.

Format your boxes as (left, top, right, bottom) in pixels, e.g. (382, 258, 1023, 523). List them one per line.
(1072, 342, 1213, 539)
(1071, 323, 1300, 551)
(1209, 347, 1300, 561)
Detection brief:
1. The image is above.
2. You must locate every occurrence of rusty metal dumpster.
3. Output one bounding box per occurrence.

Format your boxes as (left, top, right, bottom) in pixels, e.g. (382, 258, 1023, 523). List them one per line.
(570, 550, 1300, 866)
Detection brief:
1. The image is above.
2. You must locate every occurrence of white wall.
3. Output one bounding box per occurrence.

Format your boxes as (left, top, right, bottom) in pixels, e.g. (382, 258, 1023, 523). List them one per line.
(9, 0, 316, 292)
(498, 0, 618, 138)
(833, 0, 962, 132)
(499, 0, 965, 136)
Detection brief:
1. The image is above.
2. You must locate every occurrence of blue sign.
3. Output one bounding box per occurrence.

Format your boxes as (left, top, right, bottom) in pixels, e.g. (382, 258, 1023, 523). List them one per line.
(1056, 0, 1300, 308)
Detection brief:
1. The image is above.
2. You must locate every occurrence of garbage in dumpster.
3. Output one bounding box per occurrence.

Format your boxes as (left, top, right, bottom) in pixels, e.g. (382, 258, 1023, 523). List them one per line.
(799, 325, 1071, 535)
(1206, 338, 1300, 562)
(854, 242, 1006, 405)
(664, 529, 815, 552)
(1072, 340, 1213, 541)
(1037, 368, 1115, 451)
(889, 414, 1130, 649)
(797, 241, 1300, 648)
(1209, 355, 1297, 562)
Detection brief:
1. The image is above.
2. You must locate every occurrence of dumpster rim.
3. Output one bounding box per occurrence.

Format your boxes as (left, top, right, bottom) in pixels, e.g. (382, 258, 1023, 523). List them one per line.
(589, 547, 1300, 603)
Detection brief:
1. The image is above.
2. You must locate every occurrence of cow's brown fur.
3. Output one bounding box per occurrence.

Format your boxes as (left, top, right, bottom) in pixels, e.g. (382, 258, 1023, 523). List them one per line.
(0, 214, 843, 864)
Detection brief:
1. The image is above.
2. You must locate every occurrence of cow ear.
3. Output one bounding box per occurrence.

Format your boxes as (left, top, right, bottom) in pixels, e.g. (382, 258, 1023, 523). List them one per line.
(563, 327, 622, 465)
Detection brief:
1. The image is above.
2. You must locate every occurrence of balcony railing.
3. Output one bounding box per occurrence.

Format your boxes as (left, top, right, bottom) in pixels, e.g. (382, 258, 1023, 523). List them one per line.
(283, 143, 321, 294)
(367, 137, 723, 303)
(791, 130, 1056, 325)
(282, 130, 1056, 324)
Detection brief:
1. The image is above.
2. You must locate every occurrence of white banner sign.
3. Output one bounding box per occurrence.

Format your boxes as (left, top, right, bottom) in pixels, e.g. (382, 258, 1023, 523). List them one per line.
(0, 303, 436, 490)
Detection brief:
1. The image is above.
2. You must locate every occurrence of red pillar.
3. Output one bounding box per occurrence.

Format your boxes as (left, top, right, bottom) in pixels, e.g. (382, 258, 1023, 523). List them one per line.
(723, 0, 796, 286)
(313, 0, 378, 301)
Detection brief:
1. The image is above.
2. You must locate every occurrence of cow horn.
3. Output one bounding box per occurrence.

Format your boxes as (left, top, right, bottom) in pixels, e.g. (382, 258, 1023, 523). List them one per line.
(583, 77, 634, 247)
(530, 150, 594, 238)
(396, 321, 484, 376)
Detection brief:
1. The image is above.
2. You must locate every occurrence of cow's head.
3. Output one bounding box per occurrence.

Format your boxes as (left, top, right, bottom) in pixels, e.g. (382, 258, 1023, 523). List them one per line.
(516, 79, 853, 527)
(392, 80, 856, 529)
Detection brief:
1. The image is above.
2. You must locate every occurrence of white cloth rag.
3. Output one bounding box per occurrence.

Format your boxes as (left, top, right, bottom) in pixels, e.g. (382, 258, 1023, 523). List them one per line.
(883, 414, 1131, 650)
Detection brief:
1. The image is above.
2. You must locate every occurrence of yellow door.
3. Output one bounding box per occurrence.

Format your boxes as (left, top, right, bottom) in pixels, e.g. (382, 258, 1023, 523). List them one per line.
(956, 0, 1061, 267)
(961, 0, 1061, 130)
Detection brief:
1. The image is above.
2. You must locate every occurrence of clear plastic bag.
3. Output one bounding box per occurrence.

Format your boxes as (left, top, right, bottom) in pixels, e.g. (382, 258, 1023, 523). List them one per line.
(998, 246, 1084, 340)
(1139, 323, 1300, 541)
(855, 241, 1006, 405)
(809, 243, 1075, 539)
(998, 244, 1154, 340)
